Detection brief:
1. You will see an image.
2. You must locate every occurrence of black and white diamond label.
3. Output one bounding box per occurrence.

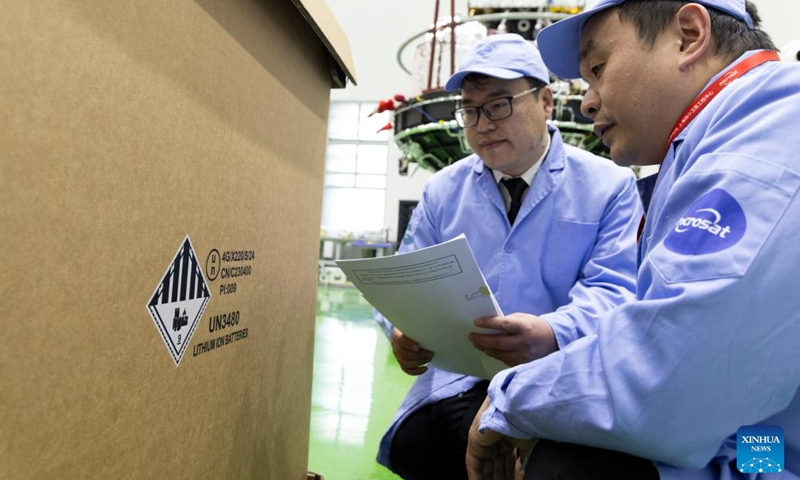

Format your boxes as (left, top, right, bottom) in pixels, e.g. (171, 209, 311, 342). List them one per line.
(146, 235, 211, 366)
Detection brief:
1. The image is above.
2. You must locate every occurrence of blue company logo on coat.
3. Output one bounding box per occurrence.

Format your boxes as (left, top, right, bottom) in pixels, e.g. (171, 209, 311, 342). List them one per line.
(664, 188, 746, 255)
(402, 229, 414, 246)
(402, 212, 419, 246)
(737, 425, 784, 474)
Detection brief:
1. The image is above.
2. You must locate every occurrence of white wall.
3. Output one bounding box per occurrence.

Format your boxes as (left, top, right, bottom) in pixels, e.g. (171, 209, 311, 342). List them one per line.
(325, 0, 471, 243)
(757, 0, 800, 51)
(324, 0, 800, 240)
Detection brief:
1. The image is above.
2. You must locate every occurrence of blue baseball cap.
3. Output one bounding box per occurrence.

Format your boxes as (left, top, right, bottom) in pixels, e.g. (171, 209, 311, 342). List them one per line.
(445, 33, 551, 91)
(537, 0, 754, 79)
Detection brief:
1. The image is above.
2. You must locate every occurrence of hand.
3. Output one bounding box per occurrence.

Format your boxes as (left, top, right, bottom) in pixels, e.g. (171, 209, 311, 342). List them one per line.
(391, 327, 434, 376)
(468, 313, 558, 367)
(466, 397, 538, 480)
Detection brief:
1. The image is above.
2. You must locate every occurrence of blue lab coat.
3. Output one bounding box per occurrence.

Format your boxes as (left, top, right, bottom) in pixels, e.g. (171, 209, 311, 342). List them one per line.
(480, 52, 800, 479)
(376, 125, 641, 469)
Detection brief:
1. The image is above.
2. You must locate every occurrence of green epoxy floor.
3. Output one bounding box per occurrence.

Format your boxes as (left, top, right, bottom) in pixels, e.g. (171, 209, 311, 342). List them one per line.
(309, 285, 414, 480)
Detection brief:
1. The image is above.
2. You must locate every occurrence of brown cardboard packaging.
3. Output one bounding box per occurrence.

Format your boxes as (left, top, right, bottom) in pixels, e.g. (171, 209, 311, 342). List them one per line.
(0, 0, 355, 478)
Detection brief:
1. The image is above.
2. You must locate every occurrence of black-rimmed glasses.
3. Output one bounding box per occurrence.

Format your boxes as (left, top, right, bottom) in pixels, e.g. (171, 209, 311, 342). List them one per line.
(453, 86, 542, 128)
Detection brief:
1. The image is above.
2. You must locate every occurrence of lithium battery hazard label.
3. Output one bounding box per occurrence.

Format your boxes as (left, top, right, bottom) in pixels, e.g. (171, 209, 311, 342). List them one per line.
(146, 235, 211, 366)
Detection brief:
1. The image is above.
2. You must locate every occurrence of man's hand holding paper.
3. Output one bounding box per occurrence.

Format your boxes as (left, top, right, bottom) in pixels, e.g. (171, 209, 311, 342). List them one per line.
(391, 327, 433, 376)
(469, 313, 558, 367)
(336, 234, 508, 379)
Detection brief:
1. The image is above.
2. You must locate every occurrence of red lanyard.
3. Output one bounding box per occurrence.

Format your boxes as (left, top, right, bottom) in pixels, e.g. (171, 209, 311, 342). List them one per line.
(637, 50, 780, 241)
(666, 50, 780, 147)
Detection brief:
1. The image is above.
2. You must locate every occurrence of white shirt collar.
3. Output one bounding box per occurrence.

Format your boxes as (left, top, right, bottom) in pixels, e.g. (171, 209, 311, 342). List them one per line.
(491, 134, 550, 186)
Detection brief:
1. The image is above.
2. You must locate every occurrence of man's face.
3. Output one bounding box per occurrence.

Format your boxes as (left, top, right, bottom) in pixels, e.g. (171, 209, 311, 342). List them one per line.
(461, 77, 553, 177)
(578, 10, 681, 166)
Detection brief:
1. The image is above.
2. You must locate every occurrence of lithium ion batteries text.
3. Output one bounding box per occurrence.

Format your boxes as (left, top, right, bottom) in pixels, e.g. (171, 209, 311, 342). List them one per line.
(192, 328, 249, 357)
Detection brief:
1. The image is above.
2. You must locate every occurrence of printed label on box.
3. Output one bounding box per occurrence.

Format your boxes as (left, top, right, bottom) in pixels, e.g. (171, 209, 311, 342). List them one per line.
(146, 235, 211, 366)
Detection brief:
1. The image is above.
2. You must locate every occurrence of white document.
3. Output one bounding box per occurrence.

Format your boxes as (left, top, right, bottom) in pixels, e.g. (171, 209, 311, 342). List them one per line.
(336, 234, 507, 380)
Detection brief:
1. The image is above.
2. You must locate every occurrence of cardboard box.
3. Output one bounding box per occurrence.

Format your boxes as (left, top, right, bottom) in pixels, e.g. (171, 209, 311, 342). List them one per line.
(0, 1, 355, 478)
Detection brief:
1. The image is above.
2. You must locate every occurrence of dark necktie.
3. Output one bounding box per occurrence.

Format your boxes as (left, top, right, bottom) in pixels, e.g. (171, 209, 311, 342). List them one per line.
(501, 177, 528, 225)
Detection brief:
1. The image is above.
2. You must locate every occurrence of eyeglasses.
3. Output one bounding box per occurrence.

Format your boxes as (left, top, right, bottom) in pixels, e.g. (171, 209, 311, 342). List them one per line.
(453, 86, 542, 128)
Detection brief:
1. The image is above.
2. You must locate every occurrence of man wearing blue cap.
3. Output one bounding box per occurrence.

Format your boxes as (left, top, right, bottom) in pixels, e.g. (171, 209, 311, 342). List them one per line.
(468, 2, 800, 480)
(374, 33, 643, 479)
